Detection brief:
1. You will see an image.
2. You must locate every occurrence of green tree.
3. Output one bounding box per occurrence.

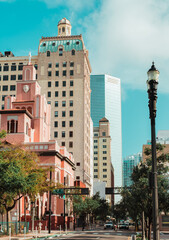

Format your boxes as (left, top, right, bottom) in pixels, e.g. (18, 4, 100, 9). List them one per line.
(118, 144, 169, 240)
(0, 142, 48, 232)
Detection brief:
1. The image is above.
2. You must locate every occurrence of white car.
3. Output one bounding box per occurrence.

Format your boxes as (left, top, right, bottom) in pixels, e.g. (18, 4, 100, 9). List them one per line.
(104, 221, 114, 229)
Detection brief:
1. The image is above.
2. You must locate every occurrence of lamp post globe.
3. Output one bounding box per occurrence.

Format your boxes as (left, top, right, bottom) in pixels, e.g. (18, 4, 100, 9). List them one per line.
(147, 62, 160, 240)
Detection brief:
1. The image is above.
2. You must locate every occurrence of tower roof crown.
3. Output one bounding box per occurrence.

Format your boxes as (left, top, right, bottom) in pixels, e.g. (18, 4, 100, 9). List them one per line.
(58, 18, 71, 26)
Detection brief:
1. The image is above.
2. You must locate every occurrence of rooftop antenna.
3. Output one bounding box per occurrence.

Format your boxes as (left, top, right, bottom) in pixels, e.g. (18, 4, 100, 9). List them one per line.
(28, 52, 31, 65)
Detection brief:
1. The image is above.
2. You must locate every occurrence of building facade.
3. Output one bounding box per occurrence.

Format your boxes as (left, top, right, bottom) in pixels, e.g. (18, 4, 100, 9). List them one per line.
(123, 152, 142, 187)
(91, 74, 122, 202)
(0, 62, 75, 229)
(93, 118, 114, 205)
(0, 18, 93, 190)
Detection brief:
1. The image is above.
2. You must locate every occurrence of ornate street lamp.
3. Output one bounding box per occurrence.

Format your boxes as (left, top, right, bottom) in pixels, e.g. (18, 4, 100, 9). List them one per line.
(147, 62, 160, 240)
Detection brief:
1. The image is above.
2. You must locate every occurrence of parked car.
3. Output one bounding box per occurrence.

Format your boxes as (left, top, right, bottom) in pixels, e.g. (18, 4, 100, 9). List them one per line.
(118, 223, 129, 230)
(104, 221, 114, 229)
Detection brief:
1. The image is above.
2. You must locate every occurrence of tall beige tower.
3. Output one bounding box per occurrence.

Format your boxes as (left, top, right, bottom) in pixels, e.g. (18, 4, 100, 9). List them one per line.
(93, 118, 114, 205)
(37, 18, 92, 188)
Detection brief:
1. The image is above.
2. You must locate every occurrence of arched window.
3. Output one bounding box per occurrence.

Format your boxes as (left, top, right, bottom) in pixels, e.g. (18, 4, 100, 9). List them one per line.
(47, 51, 50, 57)
(7, 120, 18, 133)
(72, 49, 75, 55)
(22, 107, 26, 110)
(59, 47, 63, 56)
(26, 123, 29, 135)
(16, 107, 20, 109)
(62, 27, 65, 32)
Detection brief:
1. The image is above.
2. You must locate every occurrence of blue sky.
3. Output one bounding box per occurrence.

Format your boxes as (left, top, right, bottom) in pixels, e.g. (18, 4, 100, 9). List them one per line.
(1, 0, 169, 158)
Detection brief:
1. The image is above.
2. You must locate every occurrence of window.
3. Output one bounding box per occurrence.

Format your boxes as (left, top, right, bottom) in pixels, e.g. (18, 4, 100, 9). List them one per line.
(62, 91, 66, 97)
(55, 81, 59, 87)
(76, 41, 79, 45)
(103, 175, 107, 178)
(54, 111, 58, 117)
(52, 42, 55, 46)
(94, 169, 98, 172)
(103, 145, 107, 148)
(94, 146, 98, 149)
(3, 75, 8, 81)
(54, 121, 58, 127)
(103, 139, 107, 142)
(94, 157, 98, 160)
(70, 81, 73, 86)
(70, 111, 73, 117)
(94, 133, 98, 136)
(63, 62, 67, 67)
(94, 163, 98, 166)
(55, 101, 58, 107)
(94, 140, 98, 143)
(63, 70, 66, 76)
(76, 162, 80, 166)
(61, 142, 65, 146)
(103, 163, 107, 166)
(69, 100, 73, 107)
(62, 111, 66, 117)
(69, 121, 73, 127)
(62, 121, 66, 127)
(43, 43, 46, 47)
(1, 105, 4, 110)
(70, 62, 74, 67)
(47, 101, 51, 105)
(70, 70, 74, 76)
(62, 81, 66, 87)
(103, 157, 107, 160)
(11, 65, 16, 71)
(0, 65, 1, 71)
(56, 63, 59, 68)
(34, 64, 38, 70)
(3, 65, 9, 71)
(72, 49, 75, 55)
(10, 85, 15, 91)
(11, 75, 16, 81)
(0, 76, 1, 81)
(70, 91, 73, 97)
(3, 85, 8, 91)
(48, 71, 52, 77)
(55, 91, 58, 97)
(94, 175, 98, 178)
(48, 63, 52, 68)
(62, 131, 65, 137)
(94, 151, 98, 154)
(18, 75, 22, 80)
(59, 48, 63, 56)
(103, 169, 107, 172)
(48, 82, 51, 87)
(54, 132, 58, 138)
(69, 131, 73, 137)
(69, 142, 73, 148)
(7, 119, 18, 133)
(102, 132, 106, 136)
(103, 151, 107, 154)
(55, 71, 59, 76)
(66, 42, 70, 45)
(48, 92, 51, 97)
(18, 65, 23, 71)
(47, 51, 50, 57)
(62, 101, 66, 107)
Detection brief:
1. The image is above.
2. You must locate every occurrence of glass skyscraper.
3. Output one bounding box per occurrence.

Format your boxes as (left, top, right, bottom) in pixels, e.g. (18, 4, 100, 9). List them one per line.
(91, 74, 122, 202)
(123, 152, 142, 187)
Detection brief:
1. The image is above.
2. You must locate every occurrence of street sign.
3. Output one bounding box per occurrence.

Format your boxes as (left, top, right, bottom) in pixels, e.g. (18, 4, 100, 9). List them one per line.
(105, 187, 114, 194)
(52, 187, 89, 195)
(52, 189, 64, 195)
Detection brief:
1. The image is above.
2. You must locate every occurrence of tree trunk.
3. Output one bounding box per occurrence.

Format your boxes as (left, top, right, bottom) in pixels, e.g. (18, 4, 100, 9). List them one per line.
(6, 210, 9, 234)
(148, 222, 152, 240)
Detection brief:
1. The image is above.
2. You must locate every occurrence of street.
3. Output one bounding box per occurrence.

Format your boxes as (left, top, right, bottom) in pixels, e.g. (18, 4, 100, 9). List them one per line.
(50, 230, 169, 240)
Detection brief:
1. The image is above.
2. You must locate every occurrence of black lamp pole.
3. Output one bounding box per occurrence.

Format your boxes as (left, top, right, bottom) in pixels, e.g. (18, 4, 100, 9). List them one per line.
(147, 62, 160, 240)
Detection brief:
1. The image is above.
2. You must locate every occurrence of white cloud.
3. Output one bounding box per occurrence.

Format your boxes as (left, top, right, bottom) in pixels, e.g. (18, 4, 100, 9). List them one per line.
(82, 0, 169, 93)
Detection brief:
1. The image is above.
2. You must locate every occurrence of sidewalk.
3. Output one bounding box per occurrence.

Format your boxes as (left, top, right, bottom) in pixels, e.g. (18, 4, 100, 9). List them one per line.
(0, 230, 73, 240)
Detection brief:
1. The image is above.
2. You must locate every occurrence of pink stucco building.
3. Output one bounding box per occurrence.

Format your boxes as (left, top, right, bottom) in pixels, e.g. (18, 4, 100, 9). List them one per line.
(0, 61, 75, 230)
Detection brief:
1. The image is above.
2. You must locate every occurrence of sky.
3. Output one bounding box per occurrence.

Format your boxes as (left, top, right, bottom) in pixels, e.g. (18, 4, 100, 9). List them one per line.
(1, 0, 169, 158)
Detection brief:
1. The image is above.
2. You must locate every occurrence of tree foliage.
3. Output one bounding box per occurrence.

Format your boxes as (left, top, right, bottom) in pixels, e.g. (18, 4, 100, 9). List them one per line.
(115, 144, 169, 240)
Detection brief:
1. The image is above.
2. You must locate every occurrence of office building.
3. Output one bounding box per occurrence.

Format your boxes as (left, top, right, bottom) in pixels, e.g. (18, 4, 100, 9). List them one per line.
(123, 152, 142, 187)
(91, 74, 122, 202)
(93, 118, 114, 205)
